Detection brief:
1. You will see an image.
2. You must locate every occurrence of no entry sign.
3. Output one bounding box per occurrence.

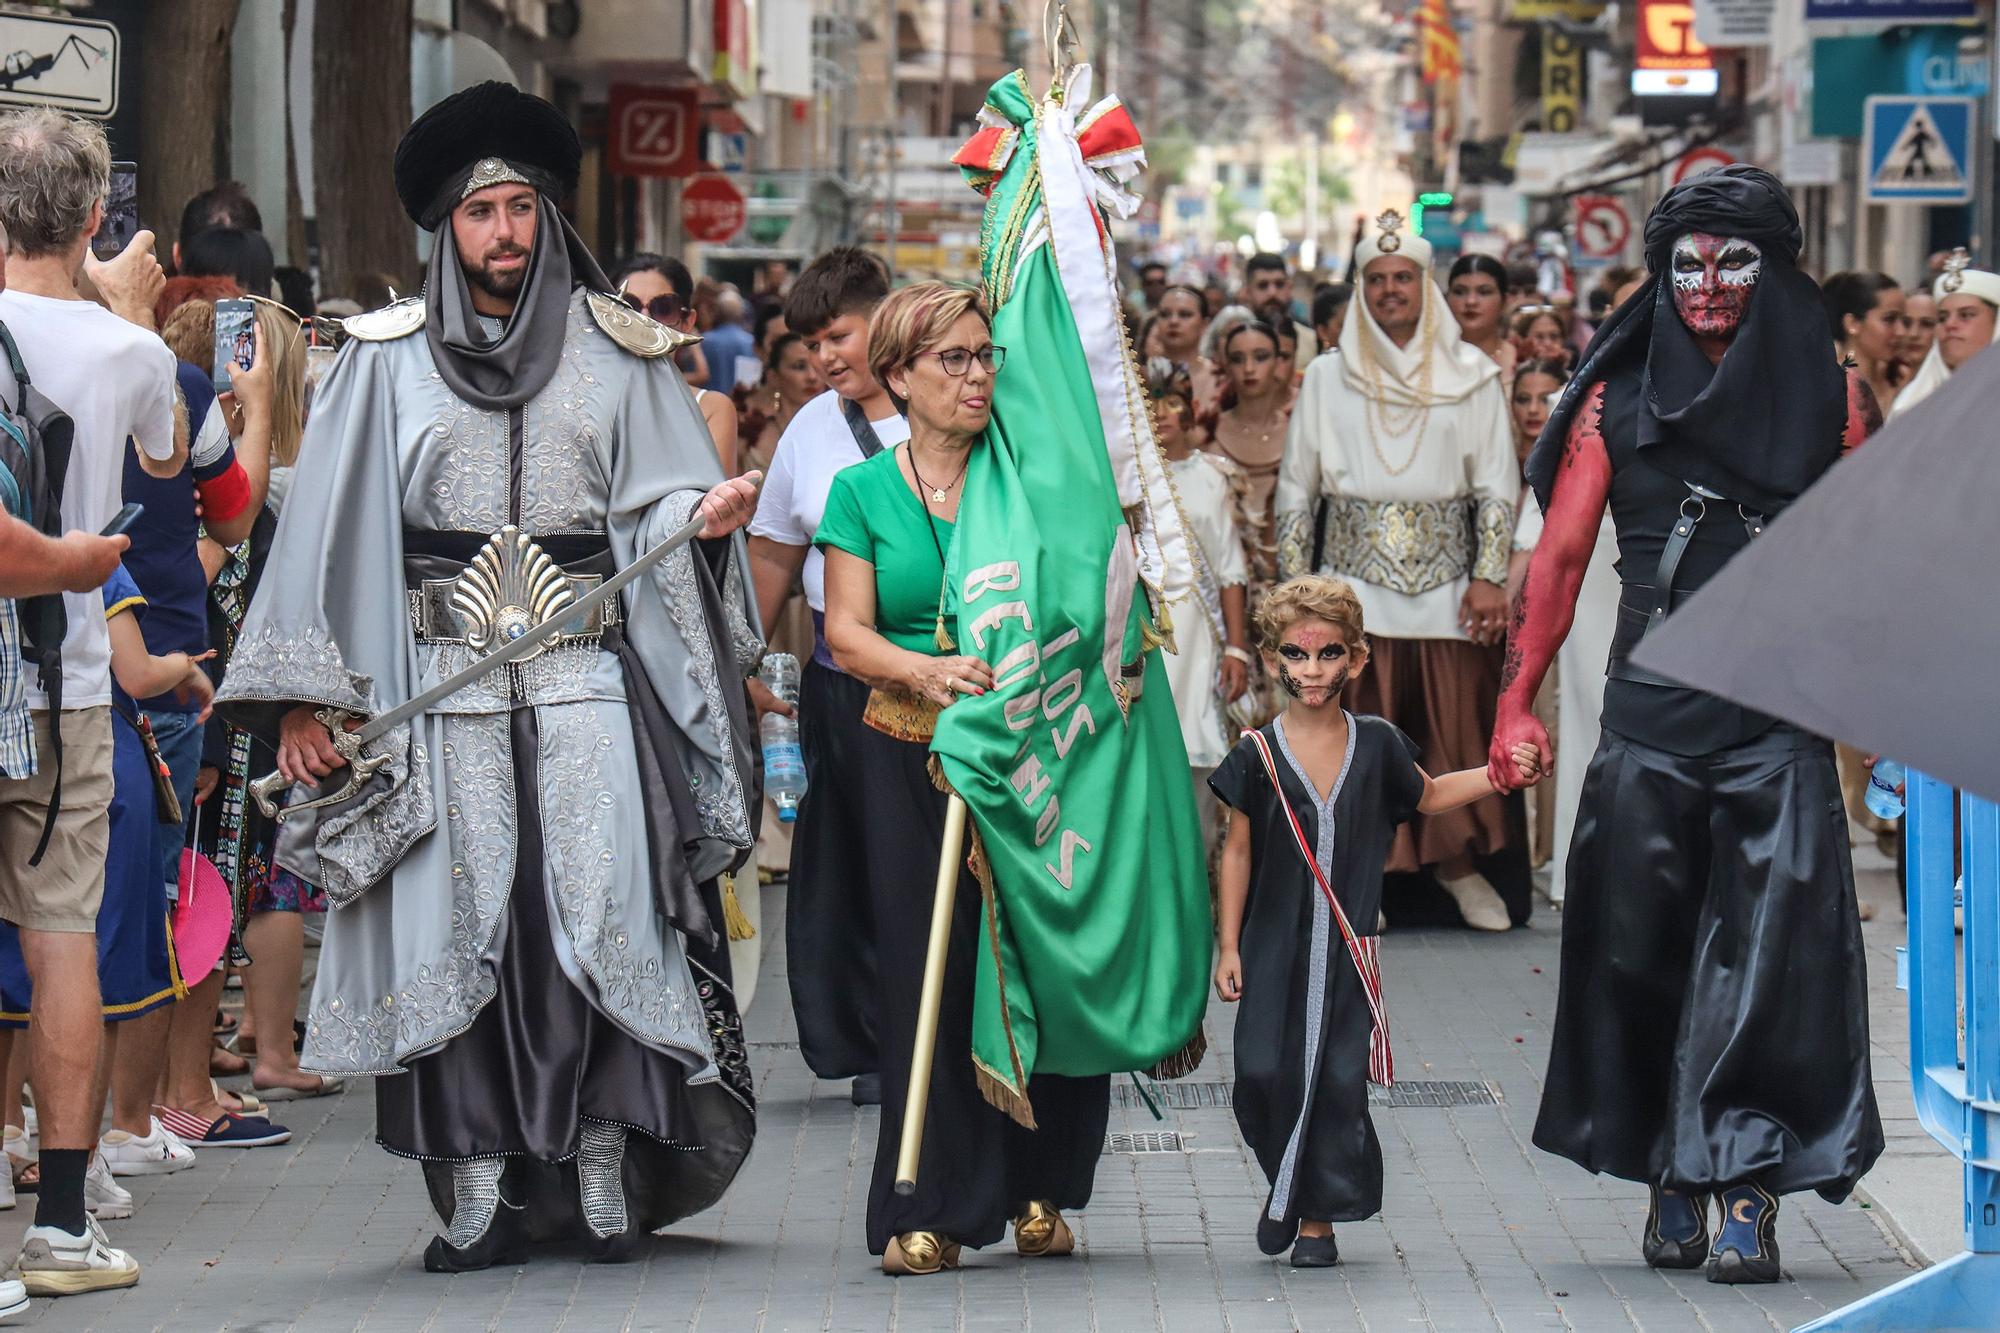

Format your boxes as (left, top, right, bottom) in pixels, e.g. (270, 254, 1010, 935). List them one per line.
(682, 174, 747, 244)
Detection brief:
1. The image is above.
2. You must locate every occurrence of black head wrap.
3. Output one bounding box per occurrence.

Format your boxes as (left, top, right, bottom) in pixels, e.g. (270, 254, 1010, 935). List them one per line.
(393, 82, 613, 411)
(1527, 164, 1844, 514)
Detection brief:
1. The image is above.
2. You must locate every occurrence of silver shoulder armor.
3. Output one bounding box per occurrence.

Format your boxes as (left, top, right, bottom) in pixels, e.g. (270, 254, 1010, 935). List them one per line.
(342, 296, 427, 342)
(585, 290, 700, 358)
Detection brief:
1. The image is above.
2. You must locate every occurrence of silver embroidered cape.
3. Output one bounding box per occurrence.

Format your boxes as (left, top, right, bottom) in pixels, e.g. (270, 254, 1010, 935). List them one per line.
(216, 290, 760, 1077)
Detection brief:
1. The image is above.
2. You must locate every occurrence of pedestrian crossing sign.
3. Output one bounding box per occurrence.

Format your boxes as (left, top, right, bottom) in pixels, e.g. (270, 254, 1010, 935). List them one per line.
(1864, 96, 1974, 204)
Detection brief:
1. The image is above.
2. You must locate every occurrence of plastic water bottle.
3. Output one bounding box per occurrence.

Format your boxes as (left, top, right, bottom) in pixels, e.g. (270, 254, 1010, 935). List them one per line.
(758, 653, 807, 822)
(1864, 759, 1905, 821)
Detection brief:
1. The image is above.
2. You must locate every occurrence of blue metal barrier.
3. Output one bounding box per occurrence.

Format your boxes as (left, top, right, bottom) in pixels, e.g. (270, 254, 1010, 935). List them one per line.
(1799, 774, 1999, 1332)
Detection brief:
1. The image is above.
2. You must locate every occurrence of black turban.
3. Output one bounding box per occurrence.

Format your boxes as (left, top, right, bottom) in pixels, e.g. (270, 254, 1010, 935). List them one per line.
(1527, 164, 1845, 515)
(393, 81, 582, 231)
(393, 81, 613, 411)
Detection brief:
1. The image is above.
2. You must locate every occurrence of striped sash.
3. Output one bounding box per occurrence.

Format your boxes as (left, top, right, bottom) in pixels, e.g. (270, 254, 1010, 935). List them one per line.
(1242, 726, 1393, 1087)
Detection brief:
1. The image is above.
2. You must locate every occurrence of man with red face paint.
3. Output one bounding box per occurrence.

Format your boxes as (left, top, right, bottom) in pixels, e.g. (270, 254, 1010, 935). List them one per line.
(1486, 166, 1884, 1285)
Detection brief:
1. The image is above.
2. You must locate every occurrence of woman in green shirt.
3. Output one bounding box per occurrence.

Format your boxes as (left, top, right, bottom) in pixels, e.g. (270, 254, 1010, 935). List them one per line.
(819, 282, 1110, 1276)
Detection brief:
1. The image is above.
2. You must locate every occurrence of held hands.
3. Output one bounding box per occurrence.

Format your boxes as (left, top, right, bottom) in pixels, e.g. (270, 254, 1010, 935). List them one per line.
(1487, 709, 1552, 794)
(697, 471, 763, 539)
(911, 654, 994, 709)
(194, 764, 220, 808)
(1213, 947, 1242, 1002)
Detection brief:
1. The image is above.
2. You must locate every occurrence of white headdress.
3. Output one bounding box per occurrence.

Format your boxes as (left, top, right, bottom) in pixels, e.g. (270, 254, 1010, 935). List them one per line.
(1892, 249, 2000, 419)
(1338, 210, 1496, 413)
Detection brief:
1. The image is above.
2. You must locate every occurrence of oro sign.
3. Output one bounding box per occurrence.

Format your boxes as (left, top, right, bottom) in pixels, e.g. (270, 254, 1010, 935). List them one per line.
(682, 174, 747, 244)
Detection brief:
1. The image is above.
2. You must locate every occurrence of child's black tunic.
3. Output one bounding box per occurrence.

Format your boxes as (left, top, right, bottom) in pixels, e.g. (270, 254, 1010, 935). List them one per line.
(1210, 713, 1424, 1253)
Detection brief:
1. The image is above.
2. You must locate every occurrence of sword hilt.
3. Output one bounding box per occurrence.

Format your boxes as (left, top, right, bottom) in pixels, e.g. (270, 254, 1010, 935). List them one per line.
(249, 707, 379, 821)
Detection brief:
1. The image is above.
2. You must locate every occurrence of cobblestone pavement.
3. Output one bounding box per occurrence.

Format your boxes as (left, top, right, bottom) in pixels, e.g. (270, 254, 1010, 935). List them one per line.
(1, 849, 1932, 1331)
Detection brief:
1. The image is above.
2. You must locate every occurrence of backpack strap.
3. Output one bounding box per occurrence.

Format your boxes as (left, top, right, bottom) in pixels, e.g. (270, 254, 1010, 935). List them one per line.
(0, 320, 29, 396)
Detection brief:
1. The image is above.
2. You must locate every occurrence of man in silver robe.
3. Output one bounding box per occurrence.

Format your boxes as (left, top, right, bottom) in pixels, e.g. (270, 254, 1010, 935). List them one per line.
(215, 82, 765, 1270)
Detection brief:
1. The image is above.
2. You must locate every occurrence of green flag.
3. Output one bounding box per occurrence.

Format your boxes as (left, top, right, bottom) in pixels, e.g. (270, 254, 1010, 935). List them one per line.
(934, 66, 1209, 1126)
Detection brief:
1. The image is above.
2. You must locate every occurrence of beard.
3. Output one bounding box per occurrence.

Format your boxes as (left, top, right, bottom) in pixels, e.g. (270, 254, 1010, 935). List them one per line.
(465, 247, 531, 300)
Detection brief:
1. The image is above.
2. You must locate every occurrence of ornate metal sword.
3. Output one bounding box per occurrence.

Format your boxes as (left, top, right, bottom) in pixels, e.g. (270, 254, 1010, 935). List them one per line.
(247, 510, 710, 821)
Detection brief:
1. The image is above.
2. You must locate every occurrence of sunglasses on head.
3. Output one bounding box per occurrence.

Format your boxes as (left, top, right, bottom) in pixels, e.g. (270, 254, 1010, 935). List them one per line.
(620, 291, 687, 323)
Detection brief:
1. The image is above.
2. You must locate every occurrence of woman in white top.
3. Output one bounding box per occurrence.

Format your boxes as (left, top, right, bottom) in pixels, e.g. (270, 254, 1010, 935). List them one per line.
(1148, 360, 1251, 853)
(1888, 248, 2000, 420)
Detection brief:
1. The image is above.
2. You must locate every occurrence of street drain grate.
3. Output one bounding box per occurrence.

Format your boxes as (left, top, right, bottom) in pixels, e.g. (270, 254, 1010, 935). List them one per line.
(1103, 1131, 1186, 1154)
(1110, 1081, 1233, 1110)
(1369, 1080, 1503, 1108)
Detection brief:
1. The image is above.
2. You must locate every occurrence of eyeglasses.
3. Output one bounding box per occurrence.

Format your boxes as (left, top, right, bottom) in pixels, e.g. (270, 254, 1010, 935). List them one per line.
(620, 291, 687, 323)
(919, 345, 1007, 376)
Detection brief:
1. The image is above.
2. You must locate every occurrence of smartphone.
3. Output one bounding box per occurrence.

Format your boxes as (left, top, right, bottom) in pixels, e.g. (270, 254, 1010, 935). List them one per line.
(213, 297, 256, 393)
(100, 502, 144, 538)
(92, 162, 138, 262)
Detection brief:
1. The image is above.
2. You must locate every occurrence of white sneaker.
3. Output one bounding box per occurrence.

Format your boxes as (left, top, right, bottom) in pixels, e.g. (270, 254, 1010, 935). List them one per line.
(83, 1156, 133, 1221)
(155, 1120, 194, 1156)
(0, 1276, 24, 1317)
(16, 1108, 31, 1140)
(0, 1166, 13, 1212)
(99, 1120, 196, 1177)
(1439, 871, 1512, 932)
(17, 1215, 140, 1295)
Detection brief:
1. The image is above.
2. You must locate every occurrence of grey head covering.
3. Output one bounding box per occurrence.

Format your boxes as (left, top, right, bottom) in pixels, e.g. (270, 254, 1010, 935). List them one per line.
(393, 80, 614, 410)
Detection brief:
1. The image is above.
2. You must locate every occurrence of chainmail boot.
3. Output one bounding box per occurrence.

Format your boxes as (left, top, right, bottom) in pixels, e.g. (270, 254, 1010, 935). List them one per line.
(444, 1158, 507, 1249)
(578, 1121, 629, 1239)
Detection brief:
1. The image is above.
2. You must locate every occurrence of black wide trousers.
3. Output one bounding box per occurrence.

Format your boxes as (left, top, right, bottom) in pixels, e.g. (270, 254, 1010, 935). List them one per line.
(1534, 723, 1883, 1202)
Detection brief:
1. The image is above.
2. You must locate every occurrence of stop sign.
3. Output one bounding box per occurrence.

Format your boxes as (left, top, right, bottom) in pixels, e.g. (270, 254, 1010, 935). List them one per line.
(683, 174, 747, 244)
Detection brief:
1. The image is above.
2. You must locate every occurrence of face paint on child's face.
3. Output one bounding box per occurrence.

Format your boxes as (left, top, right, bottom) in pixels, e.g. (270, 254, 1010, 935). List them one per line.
(1273, 621, 1352, 708)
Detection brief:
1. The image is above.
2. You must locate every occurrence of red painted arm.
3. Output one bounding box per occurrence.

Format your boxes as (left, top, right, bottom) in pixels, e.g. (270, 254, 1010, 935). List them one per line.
(1486, 381, 1614, 792)
(1843, 366, 1882, 455)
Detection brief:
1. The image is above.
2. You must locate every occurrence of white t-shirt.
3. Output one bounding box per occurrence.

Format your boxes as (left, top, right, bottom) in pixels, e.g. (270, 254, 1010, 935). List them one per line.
(748, 389, 909, 612)
(0, 290, 177, 709)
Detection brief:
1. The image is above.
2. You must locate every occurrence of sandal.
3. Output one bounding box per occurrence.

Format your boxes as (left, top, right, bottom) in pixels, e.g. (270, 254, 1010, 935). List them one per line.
(5, 1126, 36, 1194)
(253, 1075, 344, 1102)
(1013, 1201, 1075, 1257)
(212, 1010, 239, 1039)
(210, 1042, 249, 1077)
(208, 1080, 268, 1119)
(882, 1230, 961, 1276)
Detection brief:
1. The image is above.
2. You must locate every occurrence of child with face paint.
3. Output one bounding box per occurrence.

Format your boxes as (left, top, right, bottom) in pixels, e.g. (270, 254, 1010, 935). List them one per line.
(1207, 576, 1540, 1268)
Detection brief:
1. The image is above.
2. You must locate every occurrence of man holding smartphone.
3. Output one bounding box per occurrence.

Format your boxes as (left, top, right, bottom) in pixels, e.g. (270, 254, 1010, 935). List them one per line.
(0, 108, 185, 1297)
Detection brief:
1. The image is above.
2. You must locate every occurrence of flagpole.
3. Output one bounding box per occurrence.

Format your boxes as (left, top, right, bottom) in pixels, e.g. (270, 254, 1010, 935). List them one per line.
(893, 792, 969, 1194)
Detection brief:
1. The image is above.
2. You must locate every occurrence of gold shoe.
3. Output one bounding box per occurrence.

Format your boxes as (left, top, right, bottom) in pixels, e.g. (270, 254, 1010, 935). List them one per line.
(1013, 1201, 1075, 1258)
(883, 1230, 961, 1275)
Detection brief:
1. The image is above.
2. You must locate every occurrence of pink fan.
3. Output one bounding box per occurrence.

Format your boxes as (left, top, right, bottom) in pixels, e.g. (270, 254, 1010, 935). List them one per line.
(173, 849, 233, 981)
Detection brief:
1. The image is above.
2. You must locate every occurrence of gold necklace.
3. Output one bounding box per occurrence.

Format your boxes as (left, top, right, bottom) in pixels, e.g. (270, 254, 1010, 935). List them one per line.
(907, 442, 969, 507)
(1357, 328, 1434, 476)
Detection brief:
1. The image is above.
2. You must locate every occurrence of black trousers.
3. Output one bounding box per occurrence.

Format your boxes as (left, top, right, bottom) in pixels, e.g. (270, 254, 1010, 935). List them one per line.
(785, 661, 881, 1078)
(856, 720, 1108, 1254)
(376, 708, 754, 1241)
(1533, 723, 1884, 1202)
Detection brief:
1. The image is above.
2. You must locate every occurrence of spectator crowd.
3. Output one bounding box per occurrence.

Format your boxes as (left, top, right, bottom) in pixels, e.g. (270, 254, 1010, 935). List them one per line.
(0, 97, 1959, 1307)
